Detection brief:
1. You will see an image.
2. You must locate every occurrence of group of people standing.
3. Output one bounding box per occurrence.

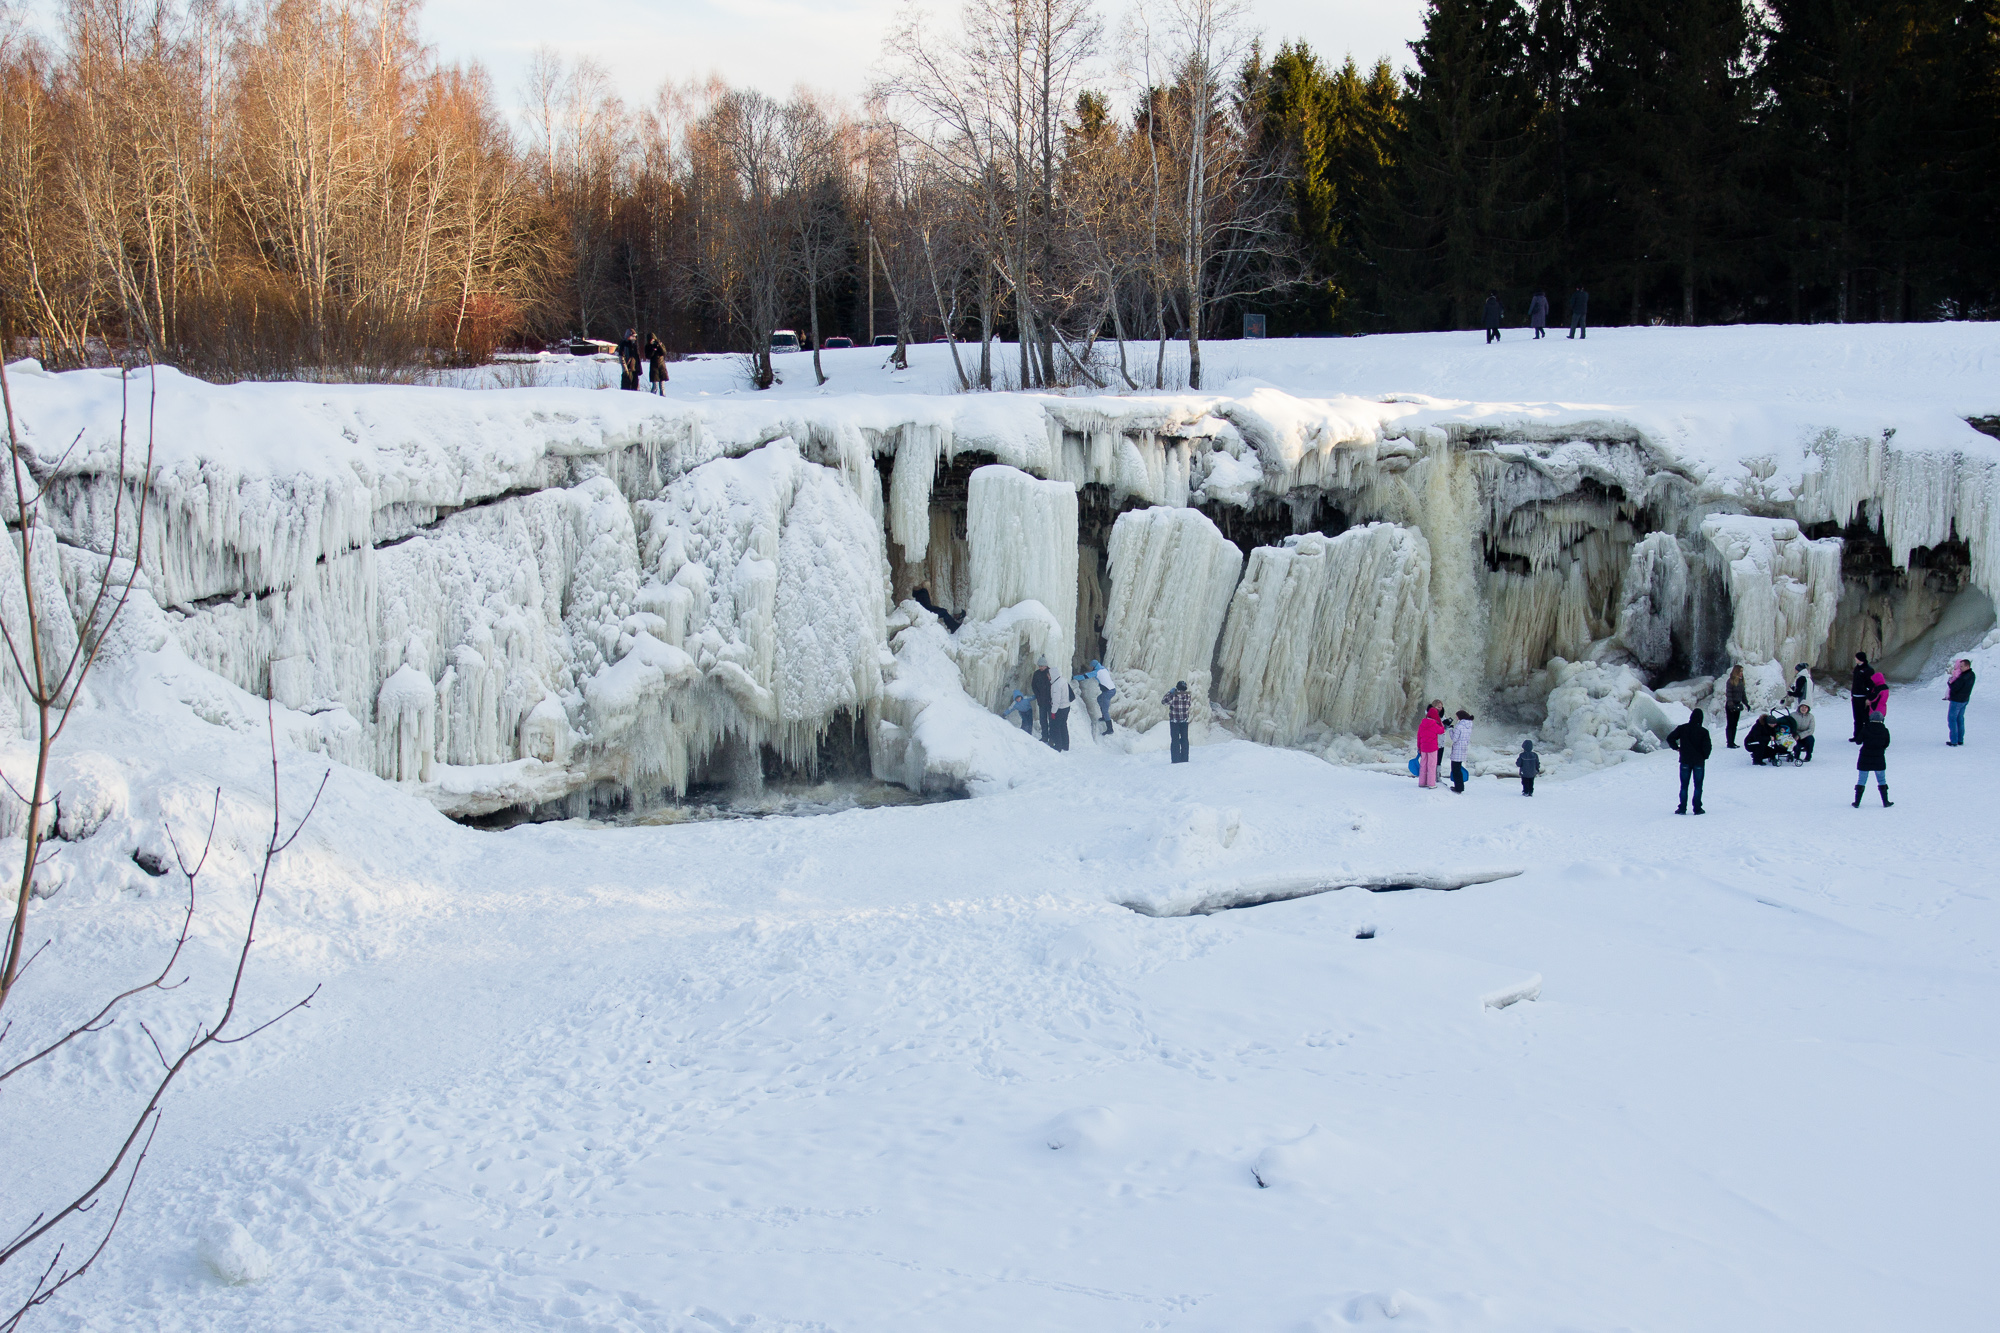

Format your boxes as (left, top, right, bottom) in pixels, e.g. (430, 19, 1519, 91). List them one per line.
(1484, 287, 1590, 343)
(1416, 704, 1477, 792)
(1664, 649, 1977, 814)
(616, 330, 671, 393)
(1007, 658, 1119, 753)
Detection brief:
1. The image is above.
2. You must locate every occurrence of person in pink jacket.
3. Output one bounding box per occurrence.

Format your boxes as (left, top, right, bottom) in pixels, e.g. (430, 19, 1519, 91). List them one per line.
(1417, 706, 1445, 788)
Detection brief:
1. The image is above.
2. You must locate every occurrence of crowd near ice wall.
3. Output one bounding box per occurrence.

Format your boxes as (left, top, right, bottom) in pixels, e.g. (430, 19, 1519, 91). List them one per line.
(3, 353, 1996, 812)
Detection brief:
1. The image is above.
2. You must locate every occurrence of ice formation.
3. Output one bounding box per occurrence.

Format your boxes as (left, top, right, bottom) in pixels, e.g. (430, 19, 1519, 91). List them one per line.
(1101, 507, 1242, 729)
(1699, 515, 1842, 671)
(4, 332, 1996, 812)
(1215, 524, 1432, 746)
(965, 465, 1078, 674)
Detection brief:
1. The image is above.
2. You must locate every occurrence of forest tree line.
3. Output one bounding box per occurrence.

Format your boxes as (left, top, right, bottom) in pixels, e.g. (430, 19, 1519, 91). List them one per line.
(1, 0, 1994, 387)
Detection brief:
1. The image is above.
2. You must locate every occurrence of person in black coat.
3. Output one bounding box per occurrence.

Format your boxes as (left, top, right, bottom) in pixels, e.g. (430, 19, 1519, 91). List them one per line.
(1030, 656, 1055, 739)
(911, 587, 961, 633)
(1743, 712, 1777, 764)
(1483, 292, 1504, 344)
(1668, 709, 1712, 814)
(617, 329, 641, 390)
(1528, 290, 1549, 339)
(1568, 286, 1588, 339)
(645, 334, 670, 395)
(1848, 652, 1873, 741)
(1946, 658, 1975, 745)
(1854, 716, 1892, 807)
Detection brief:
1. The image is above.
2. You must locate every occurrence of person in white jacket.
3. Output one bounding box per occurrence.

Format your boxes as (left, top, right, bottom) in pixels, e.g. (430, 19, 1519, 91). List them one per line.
(1047, 670, 1073, 751)
(1081, 660, 1117, 735)
(1448, 710, 1474, 793)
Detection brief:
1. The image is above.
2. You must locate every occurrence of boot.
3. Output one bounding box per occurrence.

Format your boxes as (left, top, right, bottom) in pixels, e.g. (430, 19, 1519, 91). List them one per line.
(1878, 785, 1892, 808)
(1675, 804, 1687, 815)
(1693, 803, 1704, 814)
(1852, 785, 1864, 808)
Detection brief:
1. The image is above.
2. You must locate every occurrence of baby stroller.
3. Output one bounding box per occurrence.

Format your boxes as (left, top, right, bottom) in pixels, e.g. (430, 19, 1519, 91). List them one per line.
(1758, 707, 1806, 766)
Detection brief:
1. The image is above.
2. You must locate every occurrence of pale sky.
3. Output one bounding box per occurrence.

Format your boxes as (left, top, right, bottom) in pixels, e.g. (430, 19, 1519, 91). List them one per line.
(416, 0, 1430, 115)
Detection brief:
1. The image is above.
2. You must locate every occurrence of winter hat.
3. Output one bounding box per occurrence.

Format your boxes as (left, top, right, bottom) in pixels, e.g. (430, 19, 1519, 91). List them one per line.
(1796, 663, 1809, 671)
(1520, 738, 1535, 752)
(1036, 655, 1048, 667)
(1175, 680, 1187, 691)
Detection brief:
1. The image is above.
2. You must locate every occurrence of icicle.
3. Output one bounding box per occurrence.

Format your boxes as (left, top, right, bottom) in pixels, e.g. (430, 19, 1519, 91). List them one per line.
(1699, 515, 1842, 668)
(966, 465, 1079, 678)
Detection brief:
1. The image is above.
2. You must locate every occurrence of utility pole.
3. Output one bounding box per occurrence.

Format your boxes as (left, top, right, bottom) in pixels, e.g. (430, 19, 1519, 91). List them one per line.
(867, 217, 877, 346)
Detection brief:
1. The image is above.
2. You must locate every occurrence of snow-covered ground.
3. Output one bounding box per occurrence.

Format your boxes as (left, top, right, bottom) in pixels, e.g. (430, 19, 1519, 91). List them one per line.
(5, 324, 1999, 1330)
(8, 641, 1998, 1331)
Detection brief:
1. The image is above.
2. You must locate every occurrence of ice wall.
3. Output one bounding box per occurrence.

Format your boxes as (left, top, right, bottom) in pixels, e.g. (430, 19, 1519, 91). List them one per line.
(1700, 515, 1842, 670)
(1215, 523, 1431, 745)
(1101, 507, 1242, 730)
(1613, 532, 1691, 672)
(966, 465, 1079, 678)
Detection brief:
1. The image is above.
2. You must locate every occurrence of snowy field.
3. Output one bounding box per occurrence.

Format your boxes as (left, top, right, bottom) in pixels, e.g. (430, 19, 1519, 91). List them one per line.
(4, 323, 1999, 1330)
(12, 654, 2000, 1332)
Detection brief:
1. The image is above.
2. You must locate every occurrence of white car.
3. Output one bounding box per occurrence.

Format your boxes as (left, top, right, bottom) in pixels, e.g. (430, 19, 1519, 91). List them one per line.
(770, 329, 801, 353)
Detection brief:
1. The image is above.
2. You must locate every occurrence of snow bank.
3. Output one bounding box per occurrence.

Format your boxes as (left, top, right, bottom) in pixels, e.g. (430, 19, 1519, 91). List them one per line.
(874, 606, 1055, 795)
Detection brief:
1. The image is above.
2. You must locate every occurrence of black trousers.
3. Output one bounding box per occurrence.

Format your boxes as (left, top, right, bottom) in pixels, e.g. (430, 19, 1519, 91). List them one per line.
(1169, 719, 1189, 763)
(1450, 760, 1467, 792)
(1486, 326, 1500, 343)
(1569, 317, 1586, 338)
(1050, 708, 1070, 751)
(1798, 735, 1814, 760)
(1850, 695, 1869, 740)
(1521, 774, 1535, 795)
(1725, 707, 1742, 746)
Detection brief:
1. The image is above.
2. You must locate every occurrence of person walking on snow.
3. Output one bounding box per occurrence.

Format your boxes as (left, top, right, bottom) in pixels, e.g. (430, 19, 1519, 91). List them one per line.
(617, 328, 642, 390)
(1724, 665, 1747, 747)
(1417, 706, 1445, 789)
(1849, 652, 1874, 740)
(1668, 708, 1712, 814)
(1086, 661, 1117, 734)
(1483, 292, 1504, 344)
(1031, 656, 1054, 740)
(645, 334, 670, 395)
(1005, 690, 1034, 732)
(1528, 290, 1549, 339)
(1047, 669, 1072, 751)
(1946, 658, 1975, 745)
(1854, 714, 1892, 807)
(1163, 681, 1193, 763)
(1449, 710, 1475, 792)
(1568, 285, 1589, 339)
(1517, 738, 1540, 795)
(1793, 703, 1816, 761)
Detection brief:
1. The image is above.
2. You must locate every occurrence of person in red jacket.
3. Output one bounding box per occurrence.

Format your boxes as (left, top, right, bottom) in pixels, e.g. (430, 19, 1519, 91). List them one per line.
(1416, 706, 1445, 789)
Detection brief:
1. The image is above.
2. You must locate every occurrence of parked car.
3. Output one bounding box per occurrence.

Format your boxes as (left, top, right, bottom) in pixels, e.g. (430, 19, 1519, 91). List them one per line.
(821, 336, 854, 350)
(770, 329, 802, 353)
(872, 335, 899, 347)
(566, 337, 616, 356)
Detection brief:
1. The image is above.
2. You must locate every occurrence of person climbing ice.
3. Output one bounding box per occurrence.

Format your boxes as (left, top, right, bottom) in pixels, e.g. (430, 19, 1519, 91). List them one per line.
(1854, 713, 1892, 807)
(1517, 738, 1540, 796)
(1005, 690, 1034, 732)
(1086, 661, 1117, 735)
(911, 587, 961, 633)
(1162, 680, 1193, 763)
(1668, 709, 1712, 814)
(1946, 657, 1975, 746)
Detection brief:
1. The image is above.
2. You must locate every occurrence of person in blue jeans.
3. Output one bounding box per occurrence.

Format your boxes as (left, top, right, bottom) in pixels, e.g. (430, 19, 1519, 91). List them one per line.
(1946, 659, 1975, 745)
(1667, 709, 1712, 814)
(1854, 715, 1892, 807)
